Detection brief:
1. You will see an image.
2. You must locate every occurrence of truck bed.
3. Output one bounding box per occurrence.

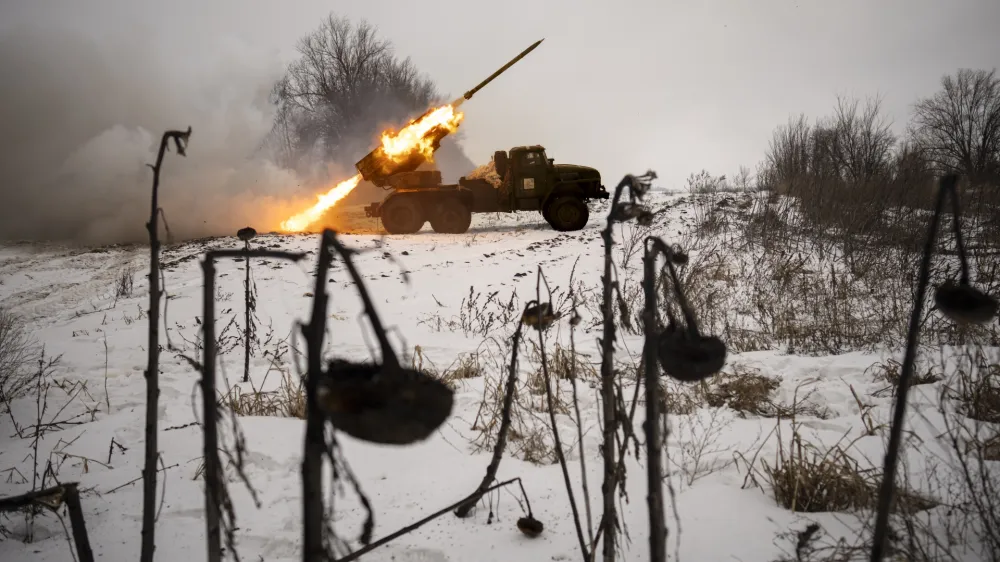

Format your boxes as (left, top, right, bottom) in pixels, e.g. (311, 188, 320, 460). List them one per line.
(459, 178, 506, 213)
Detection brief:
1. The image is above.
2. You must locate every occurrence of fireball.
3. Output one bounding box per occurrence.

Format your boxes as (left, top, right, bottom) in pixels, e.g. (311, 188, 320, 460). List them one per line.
(278, 103, 465, 233)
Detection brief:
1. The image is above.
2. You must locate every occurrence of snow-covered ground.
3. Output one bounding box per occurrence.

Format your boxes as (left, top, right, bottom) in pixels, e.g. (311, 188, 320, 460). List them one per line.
(0, 191, 993, 561)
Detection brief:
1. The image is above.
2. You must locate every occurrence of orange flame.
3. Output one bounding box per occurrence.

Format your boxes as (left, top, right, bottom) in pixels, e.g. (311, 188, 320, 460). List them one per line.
(278, 103, 465, 232)
(279, 174, 362, 232)
(380, 104, 463, 161)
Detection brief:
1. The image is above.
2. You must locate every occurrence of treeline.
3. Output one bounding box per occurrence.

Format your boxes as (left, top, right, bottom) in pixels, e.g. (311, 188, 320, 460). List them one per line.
(756, 68, 1000, 243)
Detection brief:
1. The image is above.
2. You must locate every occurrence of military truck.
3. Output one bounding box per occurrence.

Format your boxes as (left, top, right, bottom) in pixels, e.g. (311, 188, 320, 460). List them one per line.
(362, 145, 609, 234)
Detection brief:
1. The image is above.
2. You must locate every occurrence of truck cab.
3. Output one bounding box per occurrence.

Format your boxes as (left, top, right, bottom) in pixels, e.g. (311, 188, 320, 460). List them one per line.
(494, 145, 608, 230)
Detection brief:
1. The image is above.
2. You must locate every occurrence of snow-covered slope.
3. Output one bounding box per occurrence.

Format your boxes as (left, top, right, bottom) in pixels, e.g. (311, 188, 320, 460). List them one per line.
(0, 192, 986, 562)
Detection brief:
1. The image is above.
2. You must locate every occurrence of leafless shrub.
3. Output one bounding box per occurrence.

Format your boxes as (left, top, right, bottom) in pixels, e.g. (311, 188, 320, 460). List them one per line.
(658, 376, 704, 415)
(666, 407, 760, 487)
(522, 341, 596, 416)
(689, 186, 1000, 355)
(455, 300, 555, 524)
(686, 171, 736, 237)
(0, 308, 39, 406)
(113, 263, 137, 302)
(0, 351, 104, 557)
(616, 220, 653, 274)
(466, 340, 562, 466)
(417, 286, 521, 338)
(929, 346, 1000, 561)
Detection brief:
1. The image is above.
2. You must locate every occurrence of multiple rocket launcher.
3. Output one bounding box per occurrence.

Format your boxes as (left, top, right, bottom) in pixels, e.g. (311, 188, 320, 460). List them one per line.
(354, 39, 544, 188)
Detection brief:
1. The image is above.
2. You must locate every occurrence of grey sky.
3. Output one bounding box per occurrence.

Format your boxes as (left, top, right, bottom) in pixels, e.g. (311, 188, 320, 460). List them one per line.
(1, 0, 998, 240)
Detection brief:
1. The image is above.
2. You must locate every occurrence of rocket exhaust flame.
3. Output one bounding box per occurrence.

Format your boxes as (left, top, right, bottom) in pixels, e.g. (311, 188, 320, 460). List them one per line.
(279, 174, 363, 232)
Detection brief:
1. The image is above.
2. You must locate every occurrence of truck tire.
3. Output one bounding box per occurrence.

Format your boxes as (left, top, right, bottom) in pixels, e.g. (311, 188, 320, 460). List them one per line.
(545, 196, 589, 231)
(381, 197, 425, 234)
(429, 198, 472, 234)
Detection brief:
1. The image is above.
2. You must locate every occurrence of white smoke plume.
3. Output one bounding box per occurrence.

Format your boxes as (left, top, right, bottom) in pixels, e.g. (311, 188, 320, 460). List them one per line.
(0, 23, 344, 246)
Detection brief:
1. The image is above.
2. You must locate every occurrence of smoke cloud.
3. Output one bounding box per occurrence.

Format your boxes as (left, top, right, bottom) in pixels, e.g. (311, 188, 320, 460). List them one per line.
(0, 24, 353, 246)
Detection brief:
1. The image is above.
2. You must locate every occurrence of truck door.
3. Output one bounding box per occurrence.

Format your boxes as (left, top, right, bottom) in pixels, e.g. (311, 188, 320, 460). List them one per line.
(513, 149, 546, 211)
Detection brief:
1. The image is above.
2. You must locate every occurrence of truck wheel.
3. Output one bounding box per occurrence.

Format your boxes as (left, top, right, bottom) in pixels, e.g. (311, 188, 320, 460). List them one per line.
(545, 196, 589, 231)
(381, 197, 425, 234)
(430, 198, 472, 234)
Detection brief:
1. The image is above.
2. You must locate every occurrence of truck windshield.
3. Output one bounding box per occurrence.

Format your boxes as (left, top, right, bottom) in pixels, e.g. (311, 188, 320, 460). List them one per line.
(521, 151, 545, 166)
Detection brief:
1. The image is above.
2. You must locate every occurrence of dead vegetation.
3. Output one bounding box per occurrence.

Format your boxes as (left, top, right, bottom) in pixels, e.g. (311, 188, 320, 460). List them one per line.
(0, 351, 104, 561)
(465, 335, 569, 466)
(764, 429, 880, 514)
(221, 371, 306, 419)
(950, 359, 1000, 424)
(0, 307, 38, 406)
(703, 367, 782, 416)
(418, 286, 522, 338)
(113, 263, 137, 303)
(869, 357, 944, 396)
(655, 365, 830, 420)
(734, 414, 938, 537)
(419, 349, 484, 389)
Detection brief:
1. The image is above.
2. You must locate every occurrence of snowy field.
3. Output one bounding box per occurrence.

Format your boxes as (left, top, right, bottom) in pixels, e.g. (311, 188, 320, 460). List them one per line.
(1, 190, 997, 562)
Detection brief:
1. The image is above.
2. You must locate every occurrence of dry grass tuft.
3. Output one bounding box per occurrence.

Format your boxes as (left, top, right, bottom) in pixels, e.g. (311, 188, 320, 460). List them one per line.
(223, 371, 305, 419)
(412, 346, 484, 390)
(702, 366, 829, 419)
(705, 368, 782, 416)
(763, 435, 877, 513)
(759, 421, 937, 515)
(544, 344, 598, 381)
(869, 357, 943, 395)
(952, 362, 1000, 424)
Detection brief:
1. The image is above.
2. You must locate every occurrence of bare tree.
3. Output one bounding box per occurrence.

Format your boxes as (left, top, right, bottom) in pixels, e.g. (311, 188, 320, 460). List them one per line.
(911, 68, 1000, 185)
(267, 15, 462, 174)
(764, 114, 813, 194)
(829, 94, 897, 184)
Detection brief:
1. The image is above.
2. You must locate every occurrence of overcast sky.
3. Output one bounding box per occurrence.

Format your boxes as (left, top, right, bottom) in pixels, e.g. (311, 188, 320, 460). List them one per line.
(1, 0, 998, 237)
